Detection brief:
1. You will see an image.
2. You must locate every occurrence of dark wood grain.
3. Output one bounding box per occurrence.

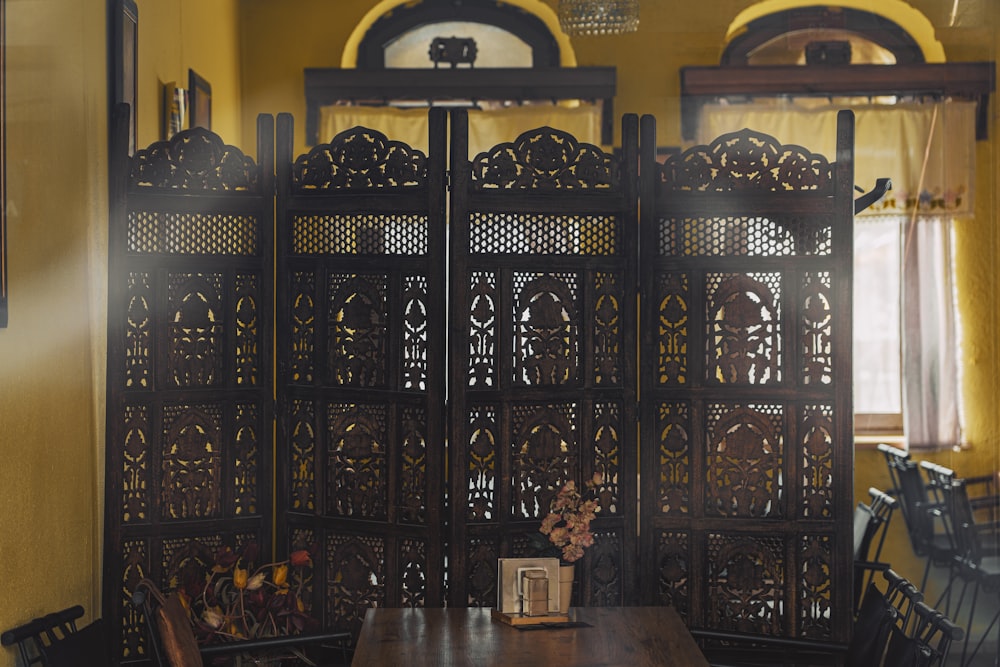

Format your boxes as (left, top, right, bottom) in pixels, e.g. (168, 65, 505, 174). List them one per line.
(351, 606, 709, 667)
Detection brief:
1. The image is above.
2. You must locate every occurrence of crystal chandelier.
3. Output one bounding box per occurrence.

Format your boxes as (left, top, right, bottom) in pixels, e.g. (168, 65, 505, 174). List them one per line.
(559, 0, 640, 36)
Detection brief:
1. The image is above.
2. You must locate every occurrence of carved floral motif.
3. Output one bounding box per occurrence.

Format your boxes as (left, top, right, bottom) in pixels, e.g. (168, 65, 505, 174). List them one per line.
(472, 127, 616, 190)
(130, 127, 258, 191)
(293, 127, 427, 189)
(659, 129, 832, 192)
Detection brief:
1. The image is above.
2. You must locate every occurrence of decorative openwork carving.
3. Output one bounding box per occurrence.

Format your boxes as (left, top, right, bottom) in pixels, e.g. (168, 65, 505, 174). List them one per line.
(512, 404, 577, 518)
(108, 121, 274, 664)
(657, 129, 832, 192)
(429, 36, 477, 68)
(327, 404, 387, 519)
(167, 274, 224, 388)
(471, 127, 617, 190)
(293, 127, 427, 190)
(130, 127, 258, 190)
(161, 406, 223, 520)
(326, 535, 385, 637)
(706, 273, 781, 385)
(707, 534, 785, 635)
(641, 112, 852, 642)
(328, 274, 387, 387)
(706, 404, 783, 519)
(514, 273, 578, 386)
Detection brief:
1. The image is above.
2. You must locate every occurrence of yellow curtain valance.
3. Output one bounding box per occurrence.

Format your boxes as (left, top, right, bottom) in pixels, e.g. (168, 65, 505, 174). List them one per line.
(319, 103, 604, 157)
(698, 100, 975, 215)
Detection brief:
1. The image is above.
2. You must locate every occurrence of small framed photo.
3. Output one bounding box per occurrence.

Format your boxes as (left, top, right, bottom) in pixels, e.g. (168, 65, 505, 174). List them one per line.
(188, 69, 211, 130)
(496, 557, 561, 614)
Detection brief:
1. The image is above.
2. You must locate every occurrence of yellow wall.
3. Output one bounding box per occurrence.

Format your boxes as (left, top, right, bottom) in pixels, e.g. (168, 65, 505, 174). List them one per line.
(0, 2, 994, 663)
(135, 0, 243, 150)
(0, 0, 108, 655)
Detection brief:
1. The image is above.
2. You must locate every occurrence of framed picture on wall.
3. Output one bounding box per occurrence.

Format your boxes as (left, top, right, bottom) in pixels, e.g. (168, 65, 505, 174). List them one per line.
(189, 69, 211, 130)
(112, 0, 138, 154)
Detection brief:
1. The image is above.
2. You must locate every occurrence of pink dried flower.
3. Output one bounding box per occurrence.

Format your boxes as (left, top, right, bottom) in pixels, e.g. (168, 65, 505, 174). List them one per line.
(538, 475, 602, 563)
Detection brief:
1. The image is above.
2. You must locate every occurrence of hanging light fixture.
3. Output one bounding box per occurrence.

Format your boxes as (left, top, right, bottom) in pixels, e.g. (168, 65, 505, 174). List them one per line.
(559, 0, 640, 36)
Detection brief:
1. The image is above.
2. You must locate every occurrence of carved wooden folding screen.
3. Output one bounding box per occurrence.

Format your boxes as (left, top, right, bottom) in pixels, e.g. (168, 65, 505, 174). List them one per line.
(104, 109, 275, 663)
(446, 110, 640, 608)
(637, 111, 855, 642)
(274, 111, 448, 637)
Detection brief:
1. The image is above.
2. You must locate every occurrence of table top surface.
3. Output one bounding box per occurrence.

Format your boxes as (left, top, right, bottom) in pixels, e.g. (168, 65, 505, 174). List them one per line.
(351, 606, 710, 667)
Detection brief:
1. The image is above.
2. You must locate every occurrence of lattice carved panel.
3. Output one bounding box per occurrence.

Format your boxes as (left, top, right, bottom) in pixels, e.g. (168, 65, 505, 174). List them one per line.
(657, 215, 832, 258)
(467, 271, 497, 388)
(121, 404, 150, 523)
(706, 403, 784, 519)
(289, 399, 317, 512)
(327, 274, 387, 387)
(801, 404, 835, 519)
(326, 403, 387, 519)
(233, 273, 261, 387)
(166, 273, 224, 388)
(398, 405, 428, 524)
(706, 272, 782, 385)
(289, 271, 316, 384)
(124, 272, 152, 389)
(587, 529, 623, 606)
(402, 275, 429, 391)
(399, 538, 428, 608)
(292, 213, 429, 255)
(514, 272, 578, 386)
(466, 537, 500, 607)
(800, 534, 834, 639)
(593, 272, 623, 386)
(657, 273, 689, 385)
(656, 530, 690, 616)
(325, 534, 386, 637)
(466, 405, 498, 522)
(512, 403, 578, 519)
(591, 402, 621, 514)
(657, 401, 691, 516)
(469, 212, 618, 255)
(127, 211, 259, 255)
(161, 404, 224, 520)
(706, 533, 786, 635)
(801, 272, 834, 386)
(233, 402, 260, 515)
(119, 538, 150, 660)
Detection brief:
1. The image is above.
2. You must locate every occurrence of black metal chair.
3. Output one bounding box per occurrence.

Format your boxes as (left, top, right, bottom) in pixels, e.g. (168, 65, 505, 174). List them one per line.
(1, 605, 110, 667)
(132, 578, 353, 667)
(691, 569, 962, 667)
(879, 445, 955, 591)
(854, 486, 899, 615)
(946, 479, 1000, 667)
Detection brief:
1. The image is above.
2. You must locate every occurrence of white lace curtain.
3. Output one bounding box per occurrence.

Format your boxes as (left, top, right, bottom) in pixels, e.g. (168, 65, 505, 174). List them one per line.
(698, 100, 975, 448)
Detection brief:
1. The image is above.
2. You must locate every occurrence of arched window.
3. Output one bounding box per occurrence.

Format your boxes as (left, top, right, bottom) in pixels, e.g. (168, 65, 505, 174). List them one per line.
(305, 0, 617, 150)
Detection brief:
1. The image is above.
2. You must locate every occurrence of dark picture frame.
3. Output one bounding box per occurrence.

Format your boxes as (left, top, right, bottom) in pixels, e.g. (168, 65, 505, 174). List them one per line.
(0, 0, 7, 328)
(188, 69, 211, 130)
(112, 0, 138, 154)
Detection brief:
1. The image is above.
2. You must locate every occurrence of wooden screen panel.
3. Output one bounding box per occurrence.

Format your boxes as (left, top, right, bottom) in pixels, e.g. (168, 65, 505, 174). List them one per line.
(637, 112, 855, 642)
(103, 108, 275, 664)
(448, 110, 640, 608)
(274, 112, 447, 640)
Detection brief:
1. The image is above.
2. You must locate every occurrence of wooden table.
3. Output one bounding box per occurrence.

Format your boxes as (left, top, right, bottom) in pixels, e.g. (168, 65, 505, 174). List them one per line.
(350, 606, 710, 666)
